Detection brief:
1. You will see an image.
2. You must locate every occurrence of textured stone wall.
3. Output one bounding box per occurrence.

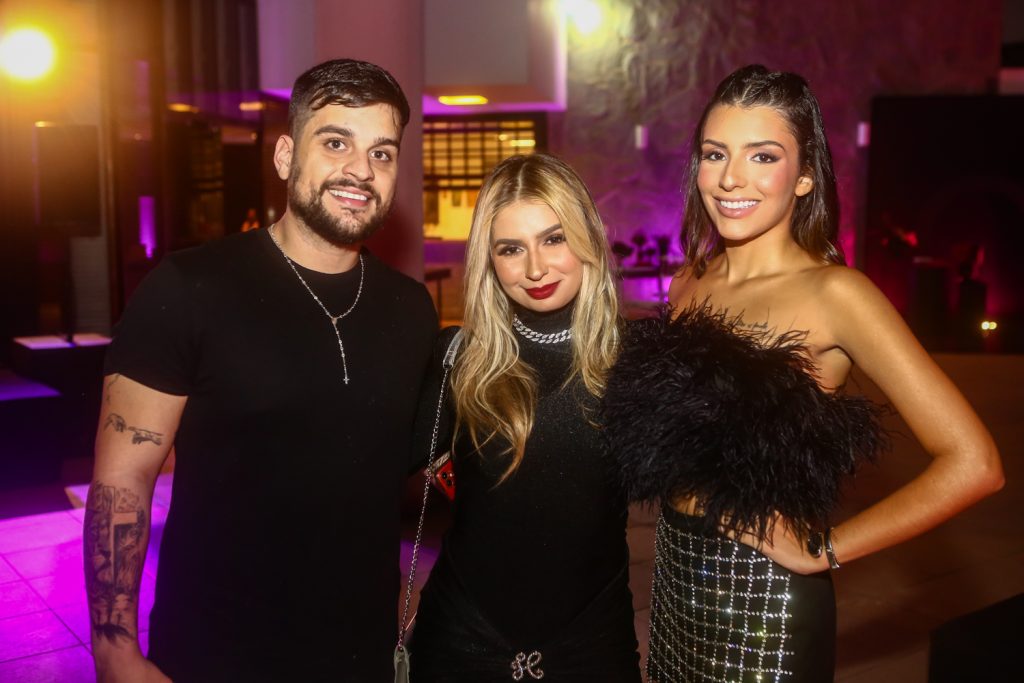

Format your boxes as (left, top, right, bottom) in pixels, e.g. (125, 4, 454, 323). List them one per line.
(551, 0, 1002, 266)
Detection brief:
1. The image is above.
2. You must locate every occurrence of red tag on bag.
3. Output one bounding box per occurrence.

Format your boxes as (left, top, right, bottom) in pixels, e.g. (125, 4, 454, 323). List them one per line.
(432, 452, 456, 501)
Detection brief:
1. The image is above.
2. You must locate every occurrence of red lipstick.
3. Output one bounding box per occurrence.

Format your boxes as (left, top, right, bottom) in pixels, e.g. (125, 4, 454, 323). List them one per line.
(525, 282, 559, 300)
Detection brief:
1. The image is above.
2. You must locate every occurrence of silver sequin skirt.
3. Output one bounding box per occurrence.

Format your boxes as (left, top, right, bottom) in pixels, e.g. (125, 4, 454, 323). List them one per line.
(647, 507, 836, 683)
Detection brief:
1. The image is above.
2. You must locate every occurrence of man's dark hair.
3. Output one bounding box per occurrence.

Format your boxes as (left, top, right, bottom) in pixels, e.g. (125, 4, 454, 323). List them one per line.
(288, 59, 410, 139)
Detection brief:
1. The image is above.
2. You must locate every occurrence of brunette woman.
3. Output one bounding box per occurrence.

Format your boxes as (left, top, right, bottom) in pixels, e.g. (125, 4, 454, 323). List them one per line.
(407, 154, 641, 681)
(603, 65, 1003, 682)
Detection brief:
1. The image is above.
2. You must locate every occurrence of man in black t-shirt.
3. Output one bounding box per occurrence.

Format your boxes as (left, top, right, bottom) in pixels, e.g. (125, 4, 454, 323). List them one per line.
(85, 59, 437, 682)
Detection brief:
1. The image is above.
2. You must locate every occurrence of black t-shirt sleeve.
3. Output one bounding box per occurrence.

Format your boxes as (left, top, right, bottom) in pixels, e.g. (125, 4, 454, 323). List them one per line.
(104, 256, 197, 396)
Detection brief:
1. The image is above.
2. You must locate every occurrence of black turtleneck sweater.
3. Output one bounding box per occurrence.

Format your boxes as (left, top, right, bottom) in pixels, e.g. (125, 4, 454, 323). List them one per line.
(414, 303, 631, 645)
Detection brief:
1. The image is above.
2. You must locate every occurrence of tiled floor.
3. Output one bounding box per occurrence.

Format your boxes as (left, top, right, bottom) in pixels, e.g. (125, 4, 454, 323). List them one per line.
(0, 480, 170, 683)
(0, 354, 1020, 681)
(0, 509, 100, 682)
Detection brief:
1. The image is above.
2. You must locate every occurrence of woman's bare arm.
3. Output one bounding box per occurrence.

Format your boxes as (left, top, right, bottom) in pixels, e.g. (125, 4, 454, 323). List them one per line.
(758, 267, 1003, 573)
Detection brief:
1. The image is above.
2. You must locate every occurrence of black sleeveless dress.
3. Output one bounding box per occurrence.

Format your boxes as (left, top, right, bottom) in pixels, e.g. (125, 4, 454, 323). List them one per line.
(407, 305, 641, 682)
(602, 306, 886, 682)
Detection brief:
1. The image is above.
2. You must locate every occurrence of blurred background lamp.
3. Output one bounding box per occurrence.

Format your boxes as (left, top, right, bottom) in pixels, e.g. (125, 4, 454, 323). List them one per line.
(0, 27, 56, 81)
(981, 320, 997, 331)
(438, 95, 488, 106)
(563, 0, 602, 35)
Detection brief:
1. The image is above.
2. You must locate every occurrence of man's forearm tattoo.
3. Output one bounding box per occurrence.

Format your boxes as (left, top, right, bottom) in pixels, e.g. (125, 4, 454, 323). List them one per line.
(84, 482, 147, 644)
(103, 413, 163, 446)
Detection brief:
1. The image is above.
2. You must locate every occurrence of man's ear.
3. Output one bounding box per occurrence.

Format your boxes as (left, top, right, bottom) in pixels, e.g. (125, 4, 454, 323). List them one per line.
(795, 173, 814, 197)
(273, 135, 294, 181)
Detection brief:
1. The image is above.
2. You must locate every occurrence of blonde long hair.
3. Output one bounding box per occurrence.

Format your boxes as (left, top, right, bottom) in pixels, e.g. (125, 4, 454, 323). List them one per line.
(453, 154, 620, 480)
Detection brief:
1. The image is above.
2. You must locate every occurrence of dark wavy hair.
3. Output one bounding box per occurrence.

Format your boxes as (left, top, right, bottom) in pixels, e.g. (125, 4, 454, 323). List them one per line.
(288, 58, 410, 140)
(681, 64, 843, 276)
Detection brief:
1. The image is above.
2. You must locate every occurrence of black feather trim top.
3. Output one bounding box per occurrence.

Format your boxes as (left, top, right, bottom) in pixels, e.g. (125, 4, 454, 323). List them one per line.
(602, 304, 887, 543)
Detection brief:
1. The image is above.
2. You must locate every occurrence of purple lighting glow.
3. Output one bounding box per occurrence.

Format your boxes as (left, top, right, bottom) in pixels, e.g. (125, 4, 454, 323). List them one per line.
(0, 370, 59, 402)
(13, 334, 110, 350)
(138, 195, 156, 259)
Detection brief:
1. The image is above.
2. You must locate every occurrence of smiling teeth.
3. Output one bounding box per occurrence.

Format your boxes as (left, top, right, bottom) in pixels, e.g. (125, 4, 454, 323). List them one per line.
(329, 189, 367, 201)
(720, 200, 757, 209)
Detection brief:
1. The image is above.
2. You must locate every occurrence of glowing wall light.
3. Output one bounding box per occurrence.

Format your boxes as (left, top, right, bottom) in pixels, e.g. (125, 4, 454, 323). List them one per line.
(438, 95, 489, 106)
(562, 0, 602, 35)
(138, 196, 156, 259)
(0, 27, 56, 81)
(981, 320, 998, 331)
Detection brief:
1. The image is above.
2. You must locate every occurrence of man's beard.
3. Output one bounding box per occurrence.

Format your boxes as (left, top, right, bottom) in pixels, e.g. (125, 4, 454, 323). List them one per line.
(288, 170, 392, 246)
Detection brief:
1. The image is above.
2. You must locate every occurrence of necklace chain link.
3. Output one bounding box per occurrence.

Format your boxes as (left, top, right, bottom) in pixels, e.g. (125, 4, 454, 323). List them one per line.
(512, 315, 572, 344)
(268, 223, 364, 384)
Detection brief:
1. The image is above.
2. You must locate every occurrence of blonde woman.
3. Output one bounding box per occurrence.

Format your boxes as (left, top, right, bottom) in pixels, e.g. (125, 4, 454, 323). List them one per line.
(407, 154, 641, 681)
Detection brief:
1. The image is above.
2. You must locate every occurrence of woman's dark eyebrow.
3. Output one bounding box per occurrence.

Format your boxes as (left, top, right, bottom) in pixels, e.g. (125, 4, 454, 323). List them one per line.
(702, 138, 785, 150)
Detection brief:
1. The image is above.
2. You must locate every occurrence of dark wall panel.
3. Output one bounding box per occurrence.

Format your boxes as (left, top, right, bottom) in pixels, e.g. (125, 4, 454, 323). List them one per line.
(865, 96, 1024, 351)
(34, 124, 101, 238)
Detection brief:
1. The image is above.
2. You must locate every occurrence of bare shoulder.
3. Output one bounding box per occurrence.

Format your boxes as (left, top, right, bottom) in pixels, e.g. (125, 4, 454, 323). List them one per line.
(811, 264, 885, 307)
(668, 265, 700, 306)
(809, 265, 911, 351)
(811, 263, 869, 288)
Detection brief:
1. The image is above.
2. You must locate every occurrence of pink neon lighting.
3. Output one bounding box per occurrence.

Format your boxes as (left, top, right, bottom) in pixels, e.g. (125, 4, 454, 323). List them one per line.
(138, 196, 156, 259)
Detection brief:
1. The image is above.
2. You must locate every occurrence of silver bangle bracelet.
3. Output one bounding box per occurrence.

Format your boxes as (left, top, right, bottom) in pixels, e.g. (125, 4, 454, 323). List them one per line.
(824, 527, 841, 570)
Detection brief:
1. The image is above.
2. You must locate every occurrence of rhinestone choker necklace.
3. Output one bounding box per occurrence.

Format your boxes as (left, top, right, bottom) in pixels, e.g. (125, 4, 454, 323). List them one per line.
(512, 315, 572, 344)
(268, 223, 364, 384)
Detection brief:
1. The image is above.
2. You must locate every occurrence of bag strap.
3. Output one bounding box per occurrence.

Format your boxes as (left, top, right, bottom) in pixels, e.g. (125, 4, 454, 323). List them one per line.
(396, 328, 463, 650)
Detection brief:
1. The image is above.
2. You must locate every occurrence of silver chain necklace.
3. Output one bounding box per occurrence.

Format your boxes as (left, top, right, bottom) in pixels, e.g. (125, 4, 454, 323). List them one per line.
(512, 315, 572, 344)
(268, 223, 364, 385)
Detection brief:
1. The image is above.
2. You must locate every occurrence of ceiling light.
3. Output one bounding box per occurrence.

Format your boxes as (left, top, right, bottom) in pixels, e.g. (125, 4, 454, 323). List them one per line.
(563, 0, 602, 35)
(438, 95, 489, 106)
(0, 27, 56, 81)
